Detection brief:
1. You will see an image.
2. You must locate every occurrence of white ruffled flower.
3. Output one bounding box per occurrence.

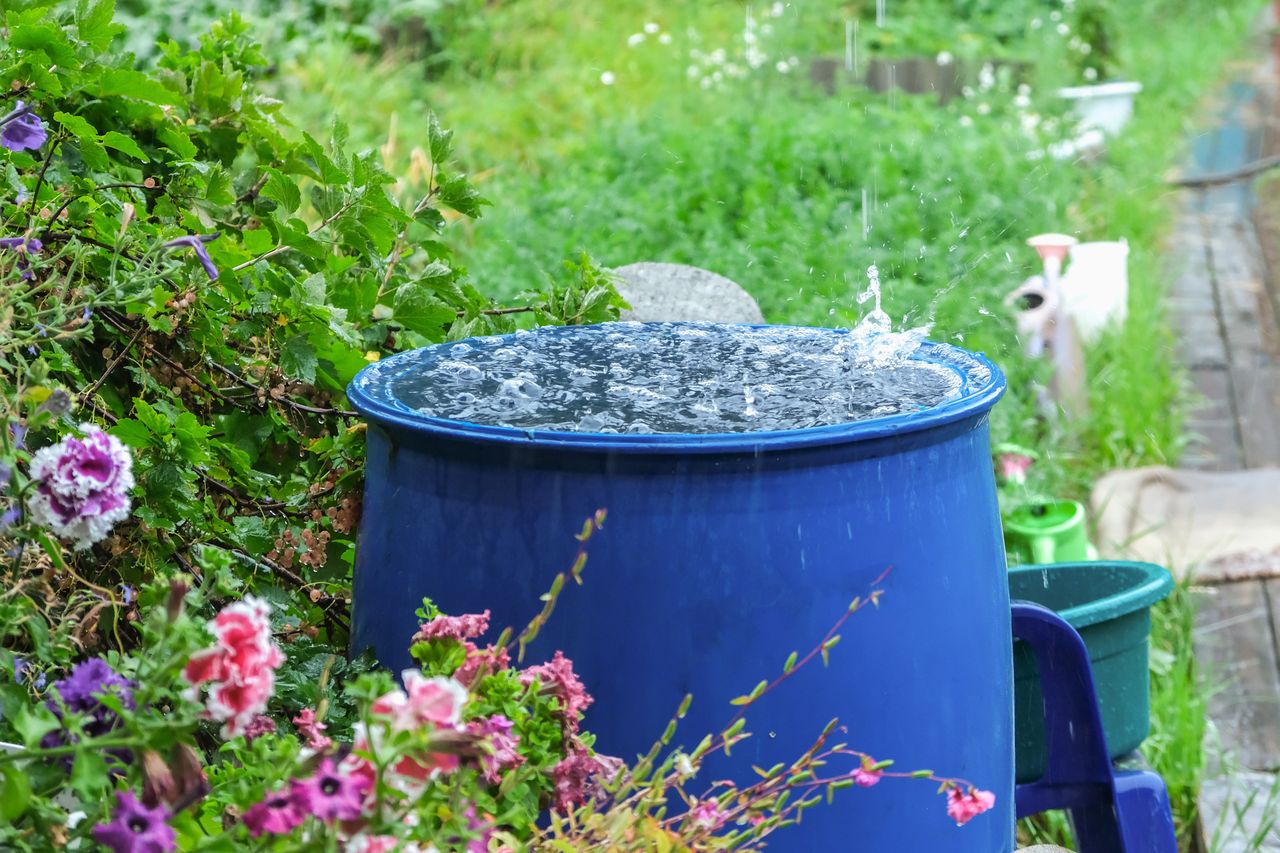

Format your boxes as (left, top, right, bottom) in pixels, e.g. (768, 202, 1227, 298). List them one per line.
(26, 424, 134, 551)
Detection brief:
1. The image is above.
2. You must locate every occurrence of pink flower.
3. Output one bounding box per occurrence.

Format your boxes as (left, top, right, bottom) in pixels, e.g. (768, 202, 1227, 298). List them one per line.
(27, 424, 134, 550)
(851, 756, 882, 787)
(242, 714, 277, 742)
(945, 786, 996, 826)
(689, 799, 724, 829)
(241, 791, 304, 837)
(342, 672, 470, 792)
(520, 652, 593, 733)
(413, 610, 490, 643)
(293, 708, 333, 751)
(549, 741, 623, 812)
(454, 641, 510, 687)
(466, 714, 523, 783)
(998, 452, 1034, 484)
(290, 759, 369, 822)
(345, 835, 427, 853)
(182, 596, 284, 739)
(371, 670, 468, 732)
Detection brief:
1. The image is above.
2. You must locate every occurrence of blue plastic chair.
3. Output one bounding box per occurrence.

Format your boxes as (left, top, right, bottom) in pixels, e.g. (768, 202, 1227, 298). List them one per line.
(1012, 601, 1178, 853)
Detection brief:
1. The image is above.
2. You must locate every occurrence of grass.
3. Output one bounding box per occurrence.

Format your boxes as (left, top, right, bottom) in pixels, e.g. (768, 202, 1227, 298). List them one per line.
(260, 0, 1266, 848)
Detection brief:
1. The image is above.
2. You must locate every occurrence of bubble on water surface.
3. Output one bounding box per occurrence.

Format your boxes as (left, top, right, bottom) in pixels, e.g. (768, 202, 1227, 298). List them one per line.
(363, 322, 985, 435)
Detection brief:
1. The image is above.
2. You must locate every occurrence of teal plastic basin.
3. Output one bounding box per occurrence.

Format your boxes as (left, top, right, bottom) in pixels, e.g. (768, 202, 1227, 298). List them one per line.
(1009, 561, 1175, 783)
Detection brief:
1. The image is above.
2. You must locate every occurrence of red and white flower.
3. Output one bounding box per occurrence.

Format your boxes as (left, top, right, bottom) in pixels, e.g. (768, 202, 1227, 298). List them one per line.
(183, 596, 284, 739)
(342, 671, 470, 794)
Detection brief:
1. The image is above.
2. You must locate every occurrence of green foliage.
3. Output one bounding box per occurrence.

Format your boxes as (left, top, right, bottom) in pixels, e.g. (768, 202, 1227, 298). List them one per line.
(0, 0, 621, 681)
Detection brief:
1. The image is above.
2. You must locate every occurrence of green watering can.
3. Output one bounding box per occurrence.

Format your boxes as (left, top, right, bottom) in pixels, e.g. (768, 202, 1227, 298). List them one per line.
(1004, 499, 1097, 565)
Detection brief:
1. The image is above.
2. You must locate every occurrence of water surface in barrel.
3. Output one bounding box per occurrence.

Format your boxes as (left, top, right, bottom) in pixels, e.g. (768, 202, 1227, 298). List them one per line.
(363, 322, 983, 435)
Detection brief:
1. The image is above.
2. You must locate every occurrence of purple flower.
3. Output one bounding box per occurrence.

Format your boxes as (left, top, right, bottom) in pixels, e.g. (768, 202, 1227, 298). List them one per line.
(92, 790, 176, 853)
(26, 423, 134, 550)
(466, 713, 523, 783)
(242, 791, 305, 837)
(289, 759, 367, 822)
(0, 102, 47, 153)
(43, 659, 135, 770)
(162, 233, 220, 281)
(0, 462, 9, 491)
(49, 658, 135, 715)
(0, 235, 42, 280)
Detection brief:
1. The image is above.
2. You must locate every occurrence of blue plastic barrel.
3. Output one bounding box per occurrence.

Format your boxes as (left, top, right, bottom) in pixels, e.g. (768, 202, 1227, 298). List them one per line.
(348, 323, 1013, 851)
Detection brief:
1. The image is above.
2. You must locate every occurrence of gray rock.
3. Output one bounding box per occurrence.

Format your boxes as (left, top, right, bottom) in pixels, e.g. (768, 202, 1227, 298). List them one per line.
(612, 262, 765, 325)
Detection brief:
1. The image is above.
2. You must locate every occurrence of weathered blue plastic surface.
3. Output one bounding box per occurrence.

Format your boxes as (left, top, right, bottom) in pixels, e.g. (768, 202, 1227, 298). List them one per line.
(348, 324, 1014, 851)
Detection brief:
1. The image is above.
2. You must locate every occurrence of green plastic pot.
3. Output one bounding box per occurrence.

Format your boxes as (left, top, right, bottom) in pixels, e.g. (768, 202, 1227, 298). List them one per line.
(1009, 561, 1175, 783)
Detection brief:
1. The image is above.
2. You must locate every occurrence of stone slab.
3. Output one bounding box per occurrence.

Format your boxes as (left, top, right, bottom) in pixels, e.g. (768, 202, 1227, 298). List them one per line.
(1192, 581, 1280, 772)
(1199, 772, 1280, 852)
(1091, 466, 1280, 580)
(611, 262, 765, 324)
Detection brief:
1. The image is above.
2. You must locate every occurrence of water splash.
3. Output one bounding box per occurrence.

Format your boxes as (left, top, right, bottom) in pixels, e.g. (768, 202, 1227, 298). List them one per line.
(852, 265, 931, 366)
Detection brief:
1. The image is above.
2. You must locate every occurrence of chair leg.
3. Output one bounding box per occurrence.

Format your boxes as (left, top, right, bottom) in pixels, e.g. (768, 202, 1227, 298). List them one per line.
(1068, 802, 1127, 853)
(1113, 771, 1178, 853)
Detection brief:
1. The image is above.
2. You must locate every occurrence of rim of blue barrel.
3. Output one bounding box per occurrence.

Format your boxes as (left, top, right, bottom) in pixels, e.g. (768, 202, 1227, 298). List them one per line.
(345, 322, 1007, 455)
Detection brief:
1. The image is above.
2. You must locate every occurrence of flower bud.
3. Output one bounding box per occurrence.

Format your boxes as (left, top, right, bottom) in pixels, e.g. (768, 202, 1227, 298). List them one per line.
(166, 576, 189, 622)
(140, 749, 175, 807)
(169, 744, 209, 809)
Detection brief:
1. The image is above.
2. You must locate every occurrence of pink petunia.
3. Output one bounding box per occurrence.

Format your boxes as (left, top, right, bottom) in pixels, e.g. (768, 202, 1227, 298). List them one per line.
(290, 759, 369, 822)
(466, 714, 523, 784)
(998, 453, 1034, 484)
(520, 652, 593, 734)
(454, 641, 510, 687)
(182, 596, 284, 739)
(241, 792, 304, 837)
(945, 786, 996, 826)
(412, 610, 491, 643)
(549, 741, 623, 812)
(371, 670, 468, 732)
(293, 708, 333, 751)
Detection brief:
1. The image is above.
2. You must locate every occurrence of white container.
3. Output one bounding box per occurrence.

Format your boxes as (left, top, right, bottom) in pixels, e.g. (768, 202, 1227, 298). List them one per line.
(1061, 239, 1129, 343)
(1057, 80, 1143, 136)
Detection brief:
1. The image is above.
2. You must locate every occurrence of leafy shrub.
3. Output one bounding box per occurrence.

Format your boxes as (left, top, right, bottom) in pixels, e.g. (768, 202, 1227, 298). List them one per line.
(0, 1, 621, 701)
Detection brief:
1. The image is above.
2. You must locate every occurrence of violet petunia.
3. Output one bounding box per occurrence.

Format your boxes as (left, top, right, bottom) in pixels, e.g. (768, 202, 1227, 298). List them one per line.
(91, 790, 176, 853)
(162, 233, 220, 281)
(0, 102, 47, 153)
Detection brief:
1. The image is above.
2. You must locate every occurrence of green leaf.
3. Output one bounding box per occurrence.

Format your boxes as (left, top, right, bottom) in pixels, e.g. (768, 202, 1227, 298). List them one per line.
(101, 131, 149, 162)
(109, 418, 154, 449)
(53, 111, 98, 141)
(70, 749, 109, 799)
(0, 764, 32, 823)
(783, 651, 798, 674)
(12, 705, 60, 749)
(280, 335, 318, 384)
(427, 113, 452, 166)
(99, 68, 185, 107)
(9, 23, 77, 67)
(157, 125, 197, 160)
(261, 168, 301, 214)
(392, 288, 456, 338)
(232, 516, 275, 556)
(76, 0, 118, 49)
(132, 399, 168, 436)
